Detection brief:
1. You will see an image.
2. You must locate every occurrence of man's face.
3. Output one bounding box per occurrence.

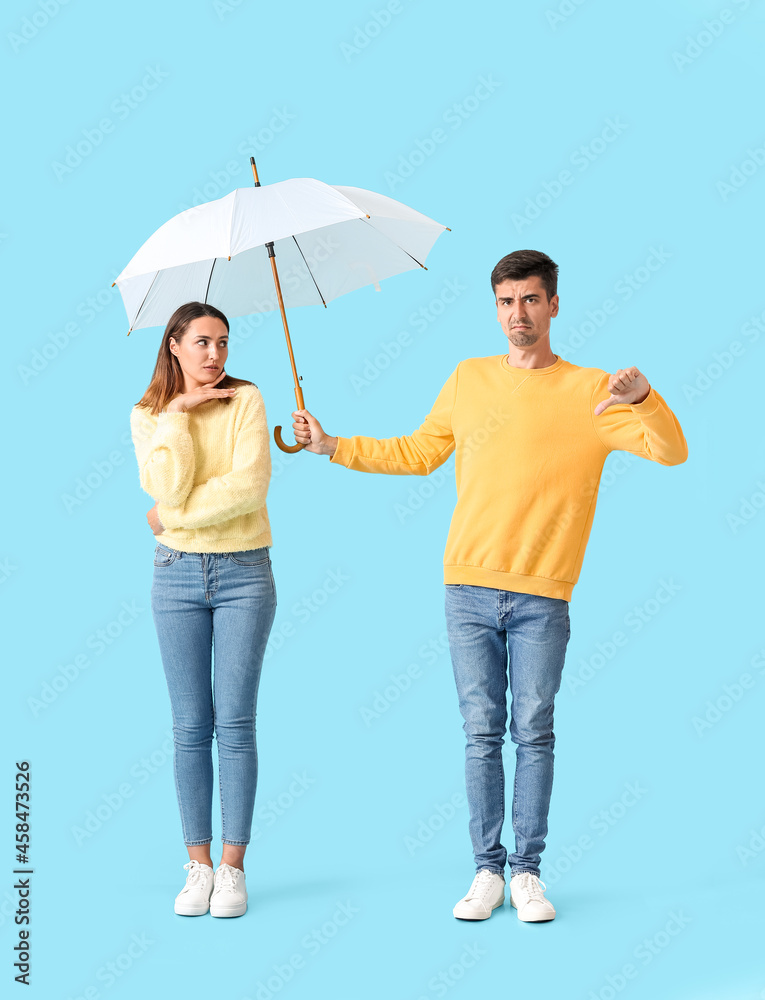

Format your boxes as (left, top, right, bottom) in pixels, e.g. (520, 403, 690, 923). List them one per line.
(494, 275, 559, 348)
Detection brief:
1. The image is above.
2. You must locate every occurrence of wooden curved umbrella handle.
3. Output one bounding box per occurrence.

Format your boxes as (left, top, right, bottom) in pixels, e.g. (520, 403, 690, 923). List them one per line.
(274, 425, 305, 453)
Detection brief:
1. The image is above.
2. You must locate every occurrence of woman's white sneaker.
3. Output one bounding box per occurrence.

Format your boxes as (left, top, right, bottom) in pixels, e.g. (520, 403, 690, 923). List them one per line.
(210, 863, 248, 917)
(509, 872, 556, 921)
(453, 868, 505, 920)
(174, 860, 215, 916)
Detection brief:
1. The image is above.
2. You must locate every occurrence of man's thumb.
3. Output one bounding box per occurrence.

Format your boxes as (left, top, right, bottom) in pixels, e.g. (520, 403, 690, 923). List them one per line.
(594, 395, 614, 416)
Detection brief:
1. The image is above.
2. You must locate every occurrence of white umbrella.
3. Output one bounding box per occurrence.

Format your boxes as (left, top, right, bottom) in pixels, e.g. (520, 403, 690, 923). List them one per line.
(115, 159, 450, 450)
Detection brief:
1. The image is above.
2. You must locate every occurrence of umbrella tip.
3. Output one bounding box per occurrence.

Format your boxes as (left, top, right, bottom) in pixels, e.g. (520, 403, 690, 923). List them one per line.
(111, 281, 116, 287)
(445, 227, 452, 231)
(127, 328, 132, 336)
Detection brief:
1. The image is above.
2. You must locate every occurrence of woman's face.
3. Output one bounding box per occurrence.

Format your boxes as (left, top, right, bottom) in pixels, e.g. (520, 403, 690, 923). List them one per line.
(169, 316, 229, 391)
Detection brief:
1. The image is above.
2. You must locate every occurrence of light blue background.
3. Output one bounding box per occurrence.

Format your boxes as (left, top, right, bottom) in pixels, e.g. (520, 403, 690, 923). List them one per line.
(4, 0, 764, 997)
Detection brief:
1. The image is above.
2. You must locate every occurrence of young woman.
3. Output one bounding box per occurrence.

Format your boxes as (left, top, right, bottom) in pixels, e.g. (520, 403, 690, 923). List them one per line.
(130, 301, 276, 918)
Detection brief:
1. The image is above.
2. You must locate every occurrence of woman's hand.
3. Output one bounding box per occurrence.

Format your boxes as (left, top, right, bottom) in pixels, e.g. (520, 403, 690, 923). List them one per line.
(147, 502, 165, 535)
(166, 369, 236, 412)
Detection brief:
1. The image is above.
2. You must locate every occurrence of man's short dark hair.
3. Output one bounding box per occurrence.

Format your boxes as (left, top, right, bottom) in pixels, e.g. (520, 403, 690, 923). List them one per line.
(491, 250, 559, 302)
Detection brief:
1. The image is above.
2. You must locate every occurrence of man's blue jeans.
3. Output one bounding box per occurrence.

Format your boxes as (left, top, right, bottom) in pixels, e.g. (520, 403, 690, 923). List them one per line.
(445, 584, 570, 877)
(150, 542, 276, 846)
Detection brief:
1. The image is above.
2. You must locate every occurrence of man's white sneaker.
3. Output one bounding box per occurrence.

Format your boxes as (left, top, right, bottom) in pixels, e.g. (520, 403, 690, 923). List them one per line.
(174, 860, 214, 916)
(453, 868, 505, 920)
(509, 871, 556, 921)
(210, 863, 248, 917)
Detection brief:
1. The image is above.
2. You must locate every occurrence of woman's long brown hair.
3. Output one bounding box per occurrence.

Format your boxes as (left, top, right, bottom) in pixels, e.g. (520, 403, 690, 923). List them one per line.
(134, 301, 254, 415)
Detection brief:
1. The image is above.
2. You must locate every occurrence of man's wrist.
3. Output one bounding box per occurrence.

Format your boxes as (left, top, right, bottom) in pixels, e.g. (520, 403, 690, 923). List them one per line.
(323, 436, 338, 458)
(632, 386, 651, 405)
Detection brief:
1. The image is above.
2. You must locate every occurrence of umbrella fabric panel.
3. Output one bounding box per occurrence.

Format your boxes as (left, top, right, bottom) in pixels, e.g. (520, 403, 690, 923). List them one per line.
(122, 217, 436, 329)
(121, 260, 224, 331)
(228, 180, 365, 255)
(207, 240, 326, 315)
(118, 199, 236, 278)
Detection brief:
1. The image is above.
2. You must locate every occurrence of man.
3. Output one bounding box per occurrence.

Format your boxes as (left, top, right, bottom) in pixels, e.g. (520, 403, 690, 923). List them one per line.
(291, 249, 687, 923)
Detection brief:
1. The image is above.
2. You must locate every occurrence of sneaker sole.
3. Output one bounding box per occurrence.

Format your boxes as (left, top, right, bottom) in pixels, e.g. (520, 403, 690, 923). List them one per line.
(510, 899, 555, 921)
(174, 902, 210, 916)
(210, 902, 247, 917)
(453, 895, 505, 920)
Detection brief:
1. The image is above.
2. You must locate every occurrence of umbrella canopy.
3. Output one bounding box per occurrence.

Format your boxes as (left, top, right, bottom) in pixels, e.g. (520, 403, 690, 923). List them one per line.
(115, 177, 449, 332)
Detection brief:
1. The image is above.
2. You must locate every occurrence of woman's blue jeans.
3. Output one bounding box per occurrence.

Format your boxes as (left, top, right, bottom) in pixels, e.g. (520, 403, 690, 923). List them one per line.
(150, 542, 277, 847)
(445, 584, 571, 877)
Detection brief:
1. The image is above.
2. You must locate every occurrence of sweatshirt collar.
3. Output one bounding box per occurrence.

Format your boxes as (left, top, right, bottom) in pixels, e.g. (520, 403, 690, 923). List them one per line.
(501, 353, 564, 376)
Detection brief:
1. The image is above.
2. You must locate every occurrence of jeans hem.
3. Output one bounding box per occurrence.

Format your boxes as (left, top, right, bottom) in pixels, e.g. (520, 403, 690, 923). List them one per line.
(185, 839, 213, 847)
(476, 864, 505, 876)
(221, 839, 249, 847)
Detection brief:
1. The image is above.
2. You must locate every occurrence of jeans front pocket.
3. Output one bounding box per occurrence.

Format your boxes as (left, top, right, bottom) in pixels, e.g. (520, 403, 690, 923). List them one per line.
(153, 543, 180, 567)
(228, 548, 269, 566)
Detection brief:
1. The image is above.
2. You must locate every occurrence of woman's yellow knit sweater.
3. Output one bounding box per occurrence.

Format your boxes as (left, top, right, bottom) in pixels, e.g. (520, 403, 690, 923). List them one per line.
(130, 384, 272, 553)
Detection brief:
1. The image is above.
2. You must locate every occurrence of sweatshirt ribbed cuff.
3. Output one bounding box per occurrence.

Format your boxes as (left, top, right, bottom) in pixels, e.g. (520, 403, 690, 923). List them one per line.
(330, 437, 353, 465)
(629, 387, 659, 416)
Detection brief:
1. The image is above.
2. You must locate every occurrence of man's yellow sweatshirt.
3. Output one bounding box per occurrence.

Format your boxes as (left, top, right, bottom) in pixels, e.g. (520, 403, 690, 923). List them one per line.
(330, 354, 687, 601)
(129, 384, 272, 553)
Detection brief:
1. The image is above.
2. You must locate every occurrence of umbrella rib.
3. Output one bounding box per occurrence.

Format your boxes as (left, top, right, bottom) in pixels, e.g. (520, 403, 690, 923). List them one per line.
(356, 216, 428, 269)
(132, 270, 161, 330)
(290, 235, 327, 307)
(204, 258, 216, 303)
